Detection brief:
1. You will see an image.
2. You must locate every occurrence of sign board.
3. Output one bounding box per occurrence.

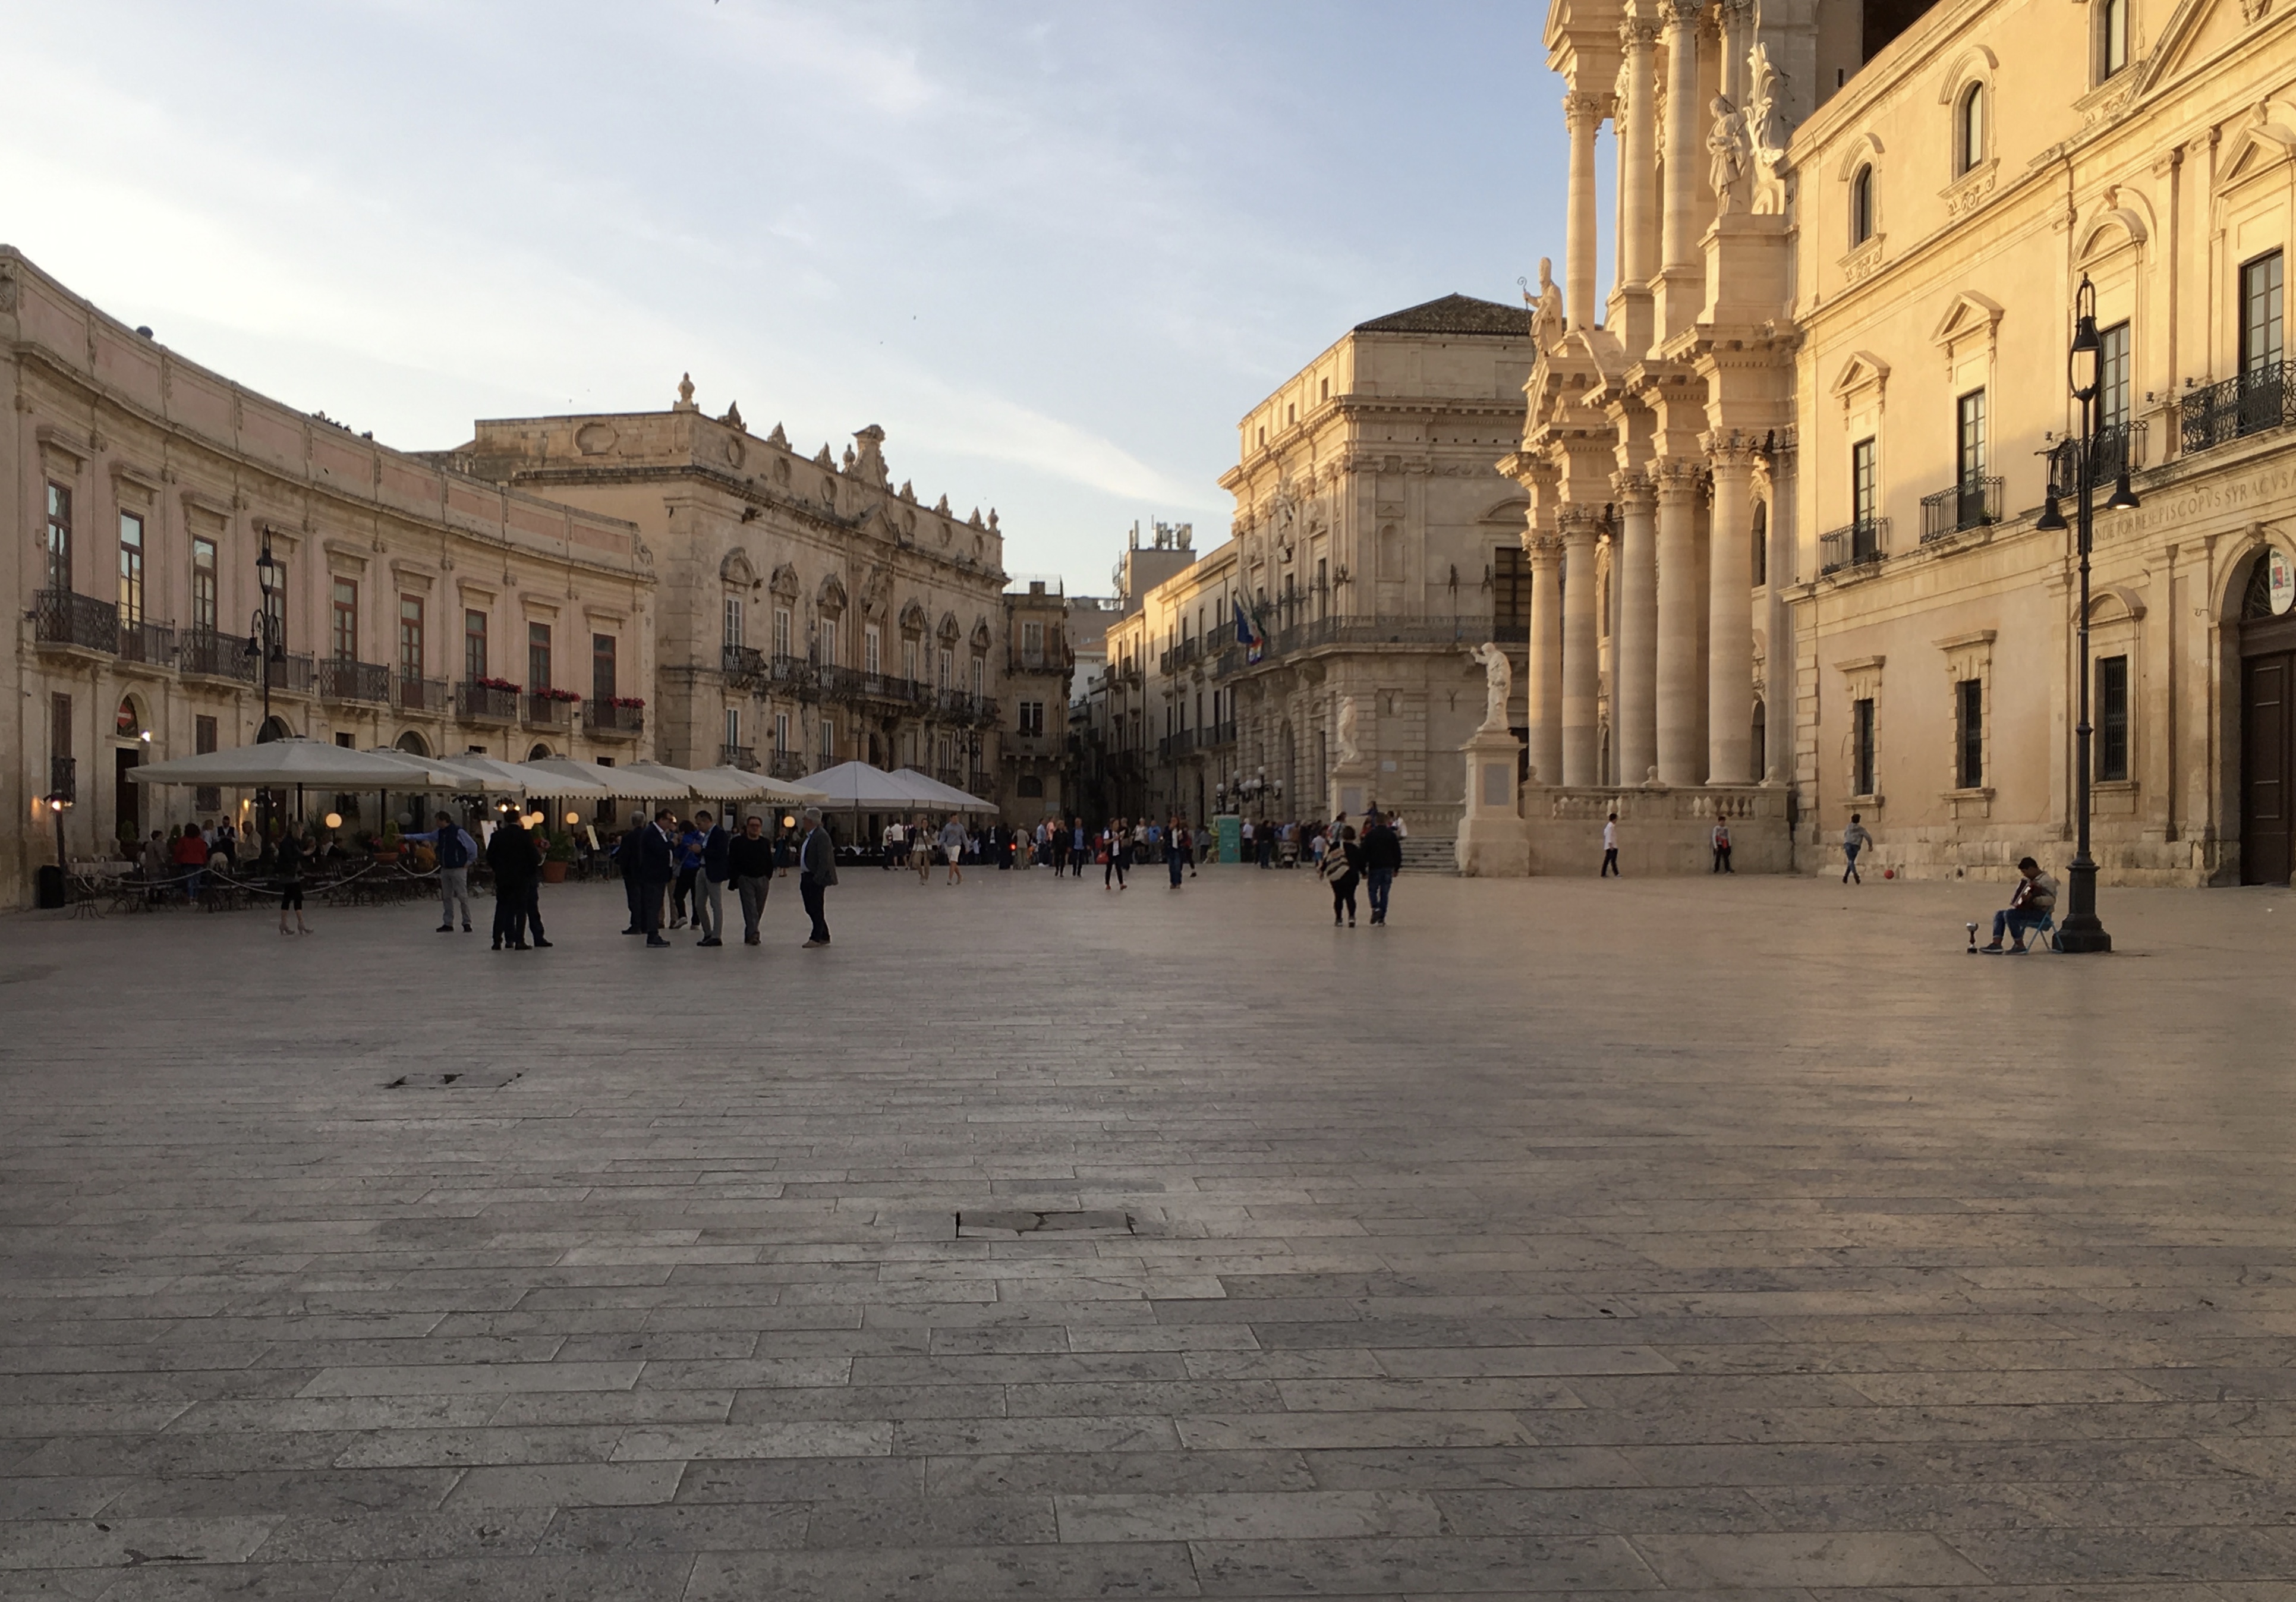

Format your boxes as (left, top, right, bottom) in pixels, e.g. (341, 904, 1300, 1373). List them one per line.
(2272, 547, 2295, 616)
(1214, 813, 1242, 863)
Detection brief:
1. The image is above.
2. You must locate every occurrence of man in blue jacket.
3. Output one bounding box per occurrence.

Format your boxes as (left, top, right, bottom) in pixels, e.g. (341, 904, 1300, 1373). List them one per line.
(694, 808, 730, 947)
(405, 810, 476, 933)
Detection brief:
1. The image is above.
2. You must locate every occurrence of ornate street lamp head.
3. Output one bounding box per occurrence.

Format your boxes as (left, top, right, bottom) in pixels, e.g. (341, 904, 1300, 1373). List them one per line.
(2068, 276, 2102, 403)
(2036, 493, 2068, 532)
(2105, 469, 2142, 512)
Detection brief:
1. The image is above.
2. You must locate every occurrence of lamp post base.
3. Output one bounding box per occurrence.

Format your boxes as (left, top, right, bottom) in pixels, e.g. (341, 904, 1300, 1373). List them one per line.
(2054, 913, 2112, 953)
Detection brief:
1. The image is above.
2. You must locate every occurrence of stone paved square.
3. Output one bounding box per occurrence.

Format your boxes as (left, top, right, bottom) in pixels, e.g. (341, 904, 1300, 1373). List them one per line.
(2, 868, 2293, 1598)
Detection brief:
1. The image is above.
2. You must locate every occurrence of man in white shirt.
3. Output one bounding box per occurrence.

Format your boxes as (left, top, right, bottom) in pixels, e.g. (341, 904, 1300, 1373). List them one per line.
(883, 818, 905, 870)
(1601, 813, 1620, 877)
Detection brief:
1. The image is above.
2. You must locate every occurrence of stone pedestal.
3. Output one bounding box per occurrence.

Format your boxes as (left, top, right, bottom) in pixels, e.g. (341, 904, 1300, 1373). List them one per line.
(1700, 213, 1791, 329)
(1329, 760, 1375, 826)
(1454, 726, 1529, 877)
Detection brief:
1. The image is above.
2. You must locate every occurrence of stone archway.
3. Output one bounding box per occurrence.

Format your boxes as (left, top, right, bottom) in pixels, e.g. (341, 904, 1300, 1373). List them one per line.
(257, 715, 294, 743)
(395, 730, 432, 757)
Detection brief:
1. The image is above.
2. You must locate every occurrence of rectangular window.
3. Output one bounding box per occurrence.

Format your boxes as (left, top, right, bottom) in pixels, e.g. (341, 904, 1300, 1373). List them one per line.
(2242, 251, 2284, 374)
(2099, 321, 2132, 432)
(592, 633, 616, 703)
(865, 624, 882, 675)
(818, 618, 837, 668)
(903, 637, 919, 681)
(773, 608, 791, 659)
(1853, 697, 1876, 796)
(1955, 390, 1986, 485)
(1019, 700, 1045, 735)
(464, 609, 488, 682)
(331, 578, 358, 661)
(195, 715, 218, 755)
(51, 692, 73, 764)
(774, 711, 791, 754)
(2100, 0, 2128, 77)
(264, 561, 287, 649)
(1494, 545, 1530, 636)
(1957, 678, 1983, 788)
(399, 596, 424, 681)
(1851, 438, 1878, 526)
(2097, 654, 2130, 781)
(818, 717, 835, 762)
(45, 483, 72, 593)
(938, 648, 952, 688)
(971, 656, 983, 696)
(192, 538, 218, 633)
(724, 706, 741, 753)
(118, 512, 144, 625)
(1021, 621, 1044, 663)
(723, 597, 744, 649)
(527, 621, 552, 691)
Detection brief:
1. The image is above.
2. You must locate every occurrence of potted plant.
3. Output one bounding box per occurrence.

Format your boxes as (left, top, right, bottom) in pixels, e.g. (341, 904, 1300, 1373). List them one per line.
(542, 829, 577, 882)
(372, 820, 402, 864)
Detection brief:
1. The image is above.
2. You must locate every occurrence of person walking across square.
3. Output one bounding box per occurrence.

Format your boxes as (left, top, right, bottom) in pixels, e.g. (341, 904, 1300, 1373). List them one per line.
(940, 814, 968, 885)
(1321, 823, 1363, 926)
(1601, 812, 1621, 877)
(1360, 809, 1401, 925)
(693, 808, 729, 946)
(1843, 813, 1873, 884)
(728, 813, 774, 945)
(798, 807, 837, 946)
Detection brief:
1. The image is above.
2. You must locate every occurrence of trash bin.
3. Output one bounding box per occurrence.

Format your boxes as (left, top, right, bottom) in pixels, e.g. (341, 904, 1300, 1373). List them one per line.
(34, 864, 65, 909)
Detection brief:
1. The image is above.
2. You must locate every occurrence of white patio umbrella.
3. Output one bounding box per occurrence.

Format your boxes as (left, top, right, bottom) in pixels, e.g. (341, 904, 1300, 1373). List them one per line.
(688, 764, 829, 804)
(897, 767, 999, 813)
(614, 759, 753, 800)
(516, 756, 686, 800)
(802, 761, 943, 810)
(127, 738, 465, 791)
(360, 747, 497, 790)
(430, 754, 540, 797)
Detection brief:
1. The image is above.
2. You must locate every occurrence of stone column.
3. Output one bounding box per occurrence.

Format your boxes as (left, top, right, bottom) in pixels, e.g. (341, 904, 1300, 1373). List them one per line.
(1705, 433, 1756, 785)
(1560, 507, 1602, 786)
(1653, 457, 1706, 786)
(1526, 534, 1564, 786)
(1563, 92, 1608, 337)
(1660, 0, 1703, 274)
(1618, 21, 1659, 292)
(1611, 471, 1658, 784)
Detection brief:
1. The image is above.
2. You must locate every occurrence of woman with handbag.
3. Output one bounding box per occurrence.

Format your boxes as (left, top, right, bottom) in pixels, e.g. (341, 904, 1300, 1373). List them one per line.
(1320, 824, 1363, 927)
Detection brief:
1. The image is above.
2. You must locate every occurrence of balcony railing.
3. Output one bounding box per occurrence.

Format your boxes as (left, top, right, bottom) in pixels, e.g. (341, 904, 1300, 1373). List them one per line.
(2096, 419, 2148, 482)
(1819, 518, 1888, 575)
(116, 618, 177, 668)
(262, 653, 316, 695)
(935, 766, 963, 787)
(456, 681, 519, 722)
(722, 644, 765, 687)
(587, 701, 644, 737)
(522, 694, 574, 729)
(393, 673, 450, 714)
(768, 751, 807, 780)
(33, 590, 118, 654)
(319, 658, 391, 703)
(720, 744, 758, 768)
(1204, 720, 1237, 748)
(179, 628, 257, 682)
(2182, 362, 2296, 455)
(1158, 638, 1202, 675)
(49, 755, 75, 803)
(1004, 731, 1054, 758)
(1919, 477, 2002, 543)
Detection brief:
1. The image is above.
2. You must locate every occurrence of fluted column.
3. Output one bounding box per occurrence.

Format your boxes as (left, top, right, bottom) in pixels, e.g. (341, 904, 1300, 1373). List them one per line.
(1563, 92, 1608, 337)
(1560, 506, 1602, 786)
(1705, 433, 1757, 785)
(1660, 0, 1703, 273)
(1653, 458, 1706, 785)
(1525, 534, 1564, 786)
(1618, 21, 1659, 292)
(1611, 471, 1658, 784)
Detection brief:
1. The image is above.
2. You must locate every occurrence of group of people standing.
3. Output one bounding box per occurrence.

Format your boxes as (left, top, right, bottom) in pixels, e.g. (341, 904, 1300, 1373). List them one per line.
(612, 807, 838, 949)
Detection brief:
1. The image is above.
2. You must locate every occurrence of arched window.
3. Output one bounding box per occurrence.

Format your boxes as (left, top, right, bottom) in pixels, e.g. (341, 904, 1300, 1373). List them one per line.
(2099, 0, 2129, 78)
(1849, 165, 1876, 247)
(1955, 83, 1985, 176)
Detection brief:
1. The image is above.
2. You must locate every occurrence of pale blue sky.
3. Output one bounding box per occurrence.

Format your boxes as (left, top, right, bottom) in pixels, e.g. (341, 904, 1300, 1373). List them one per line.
(1, 1, 1576, 589)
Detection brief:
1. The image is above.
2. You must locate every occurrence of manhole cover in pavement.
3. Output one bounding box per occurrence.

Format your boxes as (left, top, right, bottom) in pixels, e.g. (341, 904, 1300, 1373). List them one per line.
(957, 1209, 1134, 1238)
(383, 1072, 522, 1090)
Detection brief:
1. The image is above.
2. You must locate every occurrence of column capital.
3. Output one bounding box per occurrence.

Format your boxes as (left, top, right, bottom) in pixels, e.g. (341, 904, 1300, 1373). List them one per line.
(1557, 503, 1605, 542)
(1562, 90, 1615, 127)
(1700, 429, 1762, 473)
(1526, 533, 1565, 562)
(1659, 0, 1703, 34)
(1610, 470, 1656, 509)
(1618, 17, 1659, 49)
(1652, 456, 1708, 501)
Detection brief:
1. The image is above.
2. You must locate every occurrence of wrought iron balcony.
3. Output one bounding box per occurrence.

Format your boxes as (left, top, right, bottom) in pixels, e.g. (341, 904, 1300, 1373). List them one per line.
(319, 658, 391, 704)
(1919, 477, 2002, 543)
(2095, 419, 2148, 482)
(393, 673, 449, 714)
(522, 693, 574, 729)
(768, 751, 807, 780)
(456, 681, 519, 722)
(33, 590, 118, 654)
(1818, 519, 1888, 575)
(2181, 362, 2296, 455)
(720, 744, 758, 769)
(116, 618, 177, 668)
(262, 653, 316, 695)
(1205, 720, 1237, 748)
(587, 700, 644, 737)
(722, 644, 765, 687)
(179, 628, 257, 682)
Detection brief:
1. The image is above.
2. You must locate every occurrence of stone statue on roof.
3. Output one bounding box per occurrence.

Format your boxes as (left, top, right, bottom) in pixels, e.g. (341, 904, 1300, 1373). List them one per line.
(1708, 95, 1751, 216)
(1529, 258, 1564, 351)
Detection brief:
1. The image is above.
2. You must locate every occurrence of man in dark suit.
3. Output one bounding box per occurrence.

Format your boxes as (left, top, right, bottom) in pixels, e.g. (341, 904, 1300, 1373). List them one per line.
(639, 808, 677, 948)
(485, 816, 540, 951)
(798, 806, 837, 947)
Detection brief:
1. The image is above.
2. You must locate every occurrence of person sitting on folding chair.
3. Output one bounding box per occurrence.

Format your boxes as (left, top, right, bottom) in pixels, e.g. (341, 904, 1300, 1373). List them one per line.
(1979, 857, 2058, 954)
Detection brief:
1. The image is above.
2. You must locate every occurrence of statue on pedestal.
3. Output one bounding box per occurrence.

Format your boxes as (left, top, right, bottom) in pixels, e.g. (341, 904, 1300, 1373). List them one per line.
(1527, 258, 1564, 351)
(1333, 695, 1362, 766)
(1707, 95, 1750, 216)
(1469, 641, 1513, 732)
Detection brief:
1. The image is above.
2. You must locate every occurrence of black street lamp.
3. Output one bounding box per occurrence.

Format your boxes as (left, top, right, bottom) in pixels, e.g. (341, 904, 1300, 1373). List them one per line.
(2035, 275, 2141, 953)
(244, 529, 285, 845)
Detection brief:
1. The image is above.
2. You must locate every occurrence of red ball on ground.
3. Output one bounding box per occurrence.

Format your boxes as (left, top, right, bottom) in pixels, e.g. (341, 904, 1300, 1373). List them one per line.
(1882, 867, 1895, 879)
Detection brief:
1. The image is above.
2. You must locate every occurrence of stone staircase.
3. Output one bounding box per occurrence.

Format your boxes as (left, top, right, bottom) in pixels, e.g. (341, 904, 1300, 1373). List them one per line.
(1397, 835, 1457, 874)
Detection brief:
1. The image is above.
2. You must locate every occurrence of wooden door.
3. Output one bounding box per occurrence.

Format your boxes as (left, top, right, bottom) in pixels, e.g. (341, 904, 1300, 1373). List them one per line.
(2244, 650, 2294, 885)
(114, 747, 141, 847)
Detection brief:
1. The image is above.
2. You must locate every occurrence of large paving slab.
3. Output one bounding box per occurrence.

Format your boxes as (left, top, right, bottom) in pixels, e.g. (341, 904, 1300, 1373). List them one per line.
(0, 863, 2292, 1598)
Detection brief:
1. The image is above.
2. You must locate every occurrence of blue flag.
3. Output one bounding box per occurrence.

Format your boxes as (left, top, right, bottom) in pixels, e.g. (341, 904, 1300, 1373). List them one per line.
(1233, 600, 1264, 663)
